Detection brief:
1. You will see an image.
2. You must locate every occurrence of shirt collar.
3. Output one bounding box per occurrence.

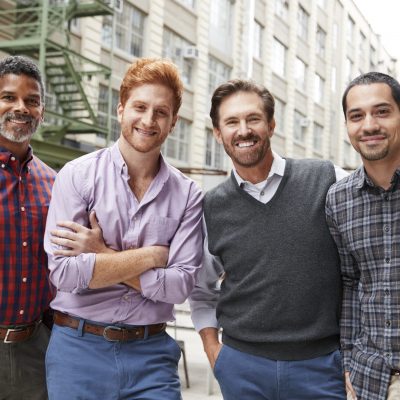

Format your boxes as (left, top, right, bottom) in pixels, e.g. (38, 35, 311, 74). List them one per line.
(111, 140, 170, 184)
(0, 145, 33, 168)
(354, 165, 400, 191)
(233, 151, 285, 187)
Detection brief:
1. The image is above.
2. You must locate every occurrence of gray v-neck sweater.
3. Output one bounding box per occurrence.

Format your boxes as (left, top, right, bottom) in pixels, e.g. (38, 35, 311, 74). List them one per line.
(204, 158, 341, 360)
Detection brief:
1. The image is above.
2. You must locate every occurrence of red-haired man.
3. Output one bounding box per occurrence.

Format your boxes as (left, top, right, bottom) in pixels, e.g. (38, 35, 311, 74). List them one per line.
(44, 58, 203, 399)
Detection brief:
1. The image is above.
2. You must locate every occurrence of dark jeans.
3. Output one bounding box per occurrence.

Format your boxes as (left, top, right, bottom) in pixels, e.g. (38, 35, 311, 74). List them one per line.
(0, 323, 50, 400)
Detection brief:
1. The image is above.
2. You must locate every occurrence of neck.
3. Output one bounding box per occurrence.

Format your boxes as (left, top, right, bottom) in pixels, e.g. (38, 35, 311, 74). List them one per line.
(363, 157, 400, 190)
(234, 152, 274, 184)
(0, 136, 30, 162)
(118, 139, 160, 180)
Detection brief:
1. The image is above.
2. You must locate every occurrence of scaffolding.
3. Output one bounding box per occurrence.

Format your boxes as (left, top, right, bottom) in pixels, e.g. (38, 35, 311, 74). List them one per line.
(0, 0, 114, 168)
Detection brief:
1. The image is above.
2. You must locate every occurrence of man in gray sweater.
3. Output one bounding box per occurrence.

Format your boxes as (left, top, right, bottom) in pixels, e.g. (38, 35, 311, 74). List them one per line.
(190, 79, 347, 399)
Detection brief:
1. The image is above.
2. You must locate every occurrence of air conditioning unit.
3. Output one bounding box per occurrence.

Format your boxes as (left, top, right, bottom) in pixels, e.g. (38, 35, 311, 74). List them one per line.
(300, 117, 310, 127)
(104, 0, 123, 13)
(182, 46, 199, 59)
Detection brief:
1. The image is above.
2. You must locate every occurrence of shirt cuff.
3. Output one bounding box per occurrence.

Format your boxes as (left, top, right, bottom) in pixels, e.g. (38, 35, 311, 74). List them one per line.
(191, 308, 218, 332)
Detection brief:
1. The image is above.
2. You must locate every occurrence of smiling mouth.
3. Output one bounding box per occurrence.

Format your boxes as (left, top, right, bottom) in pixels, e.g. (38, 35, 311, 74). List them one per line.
(135, 127, 156, 136)
(360, 135, 386, 144)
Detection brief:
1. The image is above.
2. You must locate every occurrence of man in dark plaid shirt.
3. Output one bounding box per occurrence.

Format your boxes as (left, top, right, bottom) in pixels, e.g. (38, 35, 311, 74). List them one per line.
(0, 56, 55, 399)
(326, 72, 400, 400)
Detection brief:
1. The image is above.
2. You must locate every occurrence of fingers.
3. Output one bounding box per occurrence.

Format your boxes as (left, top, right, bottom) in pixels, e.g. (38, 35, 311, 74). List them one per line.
(89, 210, 100, 230)
(51, 229, 76, 240)
(56, 220, 87, 232)
(53, 249, 81, 256)
(51, 236, 76, 248)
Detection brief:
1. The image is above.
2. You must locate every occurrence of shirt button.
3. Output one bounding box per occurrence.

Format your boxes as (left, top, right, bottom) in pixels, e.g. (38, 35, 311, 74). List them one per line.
(385, 289, 390, 295)
(384, 225, 390, 232)
(22, 277, 27, 283)
(123, 295, 129, 300)
(10, 156, 15, 161)
(384, 194, 389, 201)
(1, 164, 5, 168)
(386, 320, 391, 327)
(260, 191, 265, 196)
(19, 310, 24, 315)
(385, 258, 390, 263)
(22, 241, 28, 247)
(21, 206, 25, 212)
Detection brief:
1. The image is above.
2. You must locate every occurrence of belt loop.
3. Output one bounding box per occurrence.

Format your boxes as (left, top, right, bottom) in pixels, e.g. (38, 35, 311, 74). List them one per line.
(77, 319, 85, 337)
(143, 326, 149, 340)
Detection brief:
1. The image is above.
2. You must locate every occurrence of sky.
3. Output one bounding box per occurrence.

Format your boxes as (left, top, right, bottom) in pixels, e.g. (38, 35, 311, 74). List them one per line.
(353, 0, 400, 60)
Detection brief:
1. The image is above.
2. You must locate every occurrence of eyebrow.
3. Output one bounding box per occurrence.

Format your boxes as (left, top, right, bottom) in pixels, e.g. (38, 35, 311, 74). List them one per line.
(347, 102, 393, 114)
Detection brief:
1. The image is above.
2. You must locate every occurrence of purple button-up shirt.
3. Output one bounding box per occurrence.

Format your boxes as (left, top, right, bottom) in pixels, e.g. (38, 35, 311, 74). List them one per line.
(44, 141, 203, 325)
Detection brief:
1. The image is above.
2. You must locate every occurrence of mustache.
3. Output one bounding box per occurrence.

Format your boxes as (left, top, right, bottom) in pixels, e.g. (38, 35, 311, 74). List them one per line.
(2, 112, 34, 123)
(232, 133, 260, 143)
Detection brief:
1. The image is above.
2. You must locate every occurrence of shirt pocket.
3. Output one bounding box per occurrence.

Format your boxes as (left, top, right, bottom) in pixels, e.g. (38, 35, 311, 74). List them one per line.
(142, 216, 180, 246)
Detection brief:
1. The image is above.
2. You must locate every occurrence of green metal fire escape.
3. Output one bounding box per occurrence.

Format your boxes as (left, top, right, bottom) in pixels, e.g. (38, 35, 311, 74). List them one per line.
(0, 0, 114, 168)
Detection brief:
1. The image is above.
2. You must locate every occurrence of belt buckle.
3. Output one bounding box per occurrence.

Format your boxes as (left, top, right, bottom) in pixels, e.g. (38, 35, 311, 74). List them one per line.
(4, 327, 24, 343)
(103, 325, 122, 342)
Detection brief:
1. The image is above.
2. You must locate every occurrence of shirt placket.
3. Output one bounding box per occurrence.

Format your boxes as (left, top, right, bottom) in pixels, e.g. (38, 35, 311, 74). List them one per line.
(381, 190, 393, 362)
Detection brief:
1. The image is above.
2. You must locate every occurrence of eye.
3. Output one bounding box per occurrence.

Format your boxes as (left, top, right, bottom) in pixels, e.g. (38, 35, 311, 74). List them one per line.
(247, 116, 261, 123)
(225, 119, 237, 126)
(156, 109, 168, 117)
(27, 98, 40, 106)
(1, 95, 14, 101)
(375, 108, 390, 117)
(134, 104, 146, 112)
(348, 113, 363, 122)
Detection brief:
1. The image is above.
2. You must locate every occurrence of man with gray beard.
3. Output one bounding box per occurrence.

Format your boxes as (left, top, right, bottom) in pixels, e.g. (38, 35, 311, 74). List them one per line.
(0, 55, 56, 400)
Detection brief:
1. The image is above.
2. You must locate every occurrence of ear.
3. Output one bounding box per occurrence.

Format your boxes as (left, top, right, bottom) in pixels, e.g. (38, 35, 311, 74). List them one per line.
(268, 118, 276, 138)
(213, 127, 223, 144)
(170, 114, 179, 131)
(117, 103, 123, 123)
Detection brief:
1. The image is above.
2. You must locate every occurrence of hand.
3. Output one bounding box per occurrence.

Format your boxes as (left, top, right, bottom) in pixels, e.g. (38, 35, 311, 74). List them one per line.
(205, 341, 223, 370)
(345, 371, 357, 400)
(123, 276, 141, 291)
(51, 211, 111, 256)
(152, 246, 169, 268)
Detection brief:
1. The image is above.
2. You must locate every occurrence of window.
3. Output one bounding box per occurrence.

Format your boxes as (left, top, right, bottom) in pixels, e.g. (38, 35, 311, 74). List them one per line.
(314, 73, 324, 104)
(209, 0, 233, 54)
(176, 0, 195, 9)
(297, 6, 309, 42)
(294, 110, 307, 143)
(274, 98, 285, 135)
(208, 56, 231, 96)
(272, 38, 286, 77)
(370, 46, 376, 70)
(316, 26, 326, 58)
(345, 57, 353, 84)
(163, 28, 194, 85)
(275, 0, 289, 20)
(102, 2, 145, 57)
(313, 123, 323, 153)
(347, 16, 355, 44)
(162, 119, 190, 162)
(205, 129, 225, 170)
(97, 84, 120, 141)
(294, 57, 307, 92)
(253, 20, 263, 60)
(359, 31, 366, 53)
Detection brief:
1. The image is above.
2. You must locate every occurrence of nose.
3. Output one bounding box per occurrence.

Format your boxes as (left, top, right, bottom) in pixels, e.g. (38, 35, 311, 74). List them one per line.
(362, 114, 380, 133)
(141, 109, 155, 127)
(13, 98, 29, 114)
(239, 120, 249, 135)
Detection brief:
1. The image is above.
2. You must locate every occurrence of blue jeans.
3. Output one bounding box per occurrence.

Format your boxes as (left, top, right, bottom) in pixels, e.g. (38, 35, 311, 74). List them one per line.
(214, 345, 346, 400)
(46, 323, 182, 400)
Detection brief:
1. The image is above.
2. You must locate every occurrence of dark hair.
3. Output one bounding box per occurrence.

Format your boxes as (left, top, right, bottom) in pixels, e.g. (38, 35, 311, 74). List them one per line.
(0, 55, 45, 102)
(210, 79, 275, 128)
(342, 71, 400, 118)
(120, 57, 183, 115)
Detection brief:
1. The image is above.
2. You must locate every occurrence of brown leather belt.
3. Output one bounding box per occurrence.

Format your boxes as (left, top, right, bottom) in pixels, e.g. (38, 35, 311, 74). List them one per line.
(391, 369, 400, 376)
(0, 321, 39, 343)
(54, 311, 166, 342)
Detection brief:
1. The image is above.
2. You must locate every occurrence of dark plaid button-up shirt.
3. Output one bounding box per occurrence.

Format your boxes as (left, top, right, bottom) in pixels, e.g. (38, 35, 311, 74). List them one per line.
(0, 146, 55, 325)
(326, 166, 400, 400)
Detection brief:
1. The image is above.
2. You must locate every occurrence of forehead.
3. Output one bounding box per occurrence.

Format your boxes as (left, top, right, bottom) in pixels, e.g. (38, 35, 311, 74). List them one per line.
(219, 91, 264, 117)
(346, 83, 395, 111)
(0, 73, 41, 96)
(125, 83, 174, 105)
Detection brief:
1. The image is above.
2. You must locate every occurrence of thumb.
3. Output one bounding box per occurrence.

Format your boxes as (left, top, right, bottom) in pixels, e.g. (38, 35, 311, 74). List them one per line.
(89, 210, 100, 230)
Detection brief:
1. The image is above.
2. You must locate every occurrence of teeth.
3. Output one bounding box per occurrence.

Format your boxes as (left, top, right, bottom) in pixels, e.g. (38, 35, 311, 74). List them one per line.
(237, 141, 255, 148)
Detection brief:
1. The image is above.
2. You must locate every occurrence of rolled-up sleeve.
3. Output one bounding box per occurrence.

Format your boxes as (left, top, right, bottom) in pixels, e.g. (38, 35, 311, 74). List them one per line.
(44, 163, 96, 293)
(140, 183, 204, 304)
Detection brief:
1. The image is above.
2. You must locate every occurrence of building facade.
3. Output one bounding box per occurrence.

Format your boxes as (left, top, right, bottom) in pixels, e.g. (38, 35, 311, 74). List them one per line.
(0, 0, 397, 188)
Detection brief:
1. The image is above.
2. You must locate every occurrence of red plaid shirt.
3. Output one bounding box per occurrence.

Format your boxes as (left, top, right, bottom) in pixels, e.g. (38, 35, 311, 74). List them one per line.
(0, 146, 55, 325)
